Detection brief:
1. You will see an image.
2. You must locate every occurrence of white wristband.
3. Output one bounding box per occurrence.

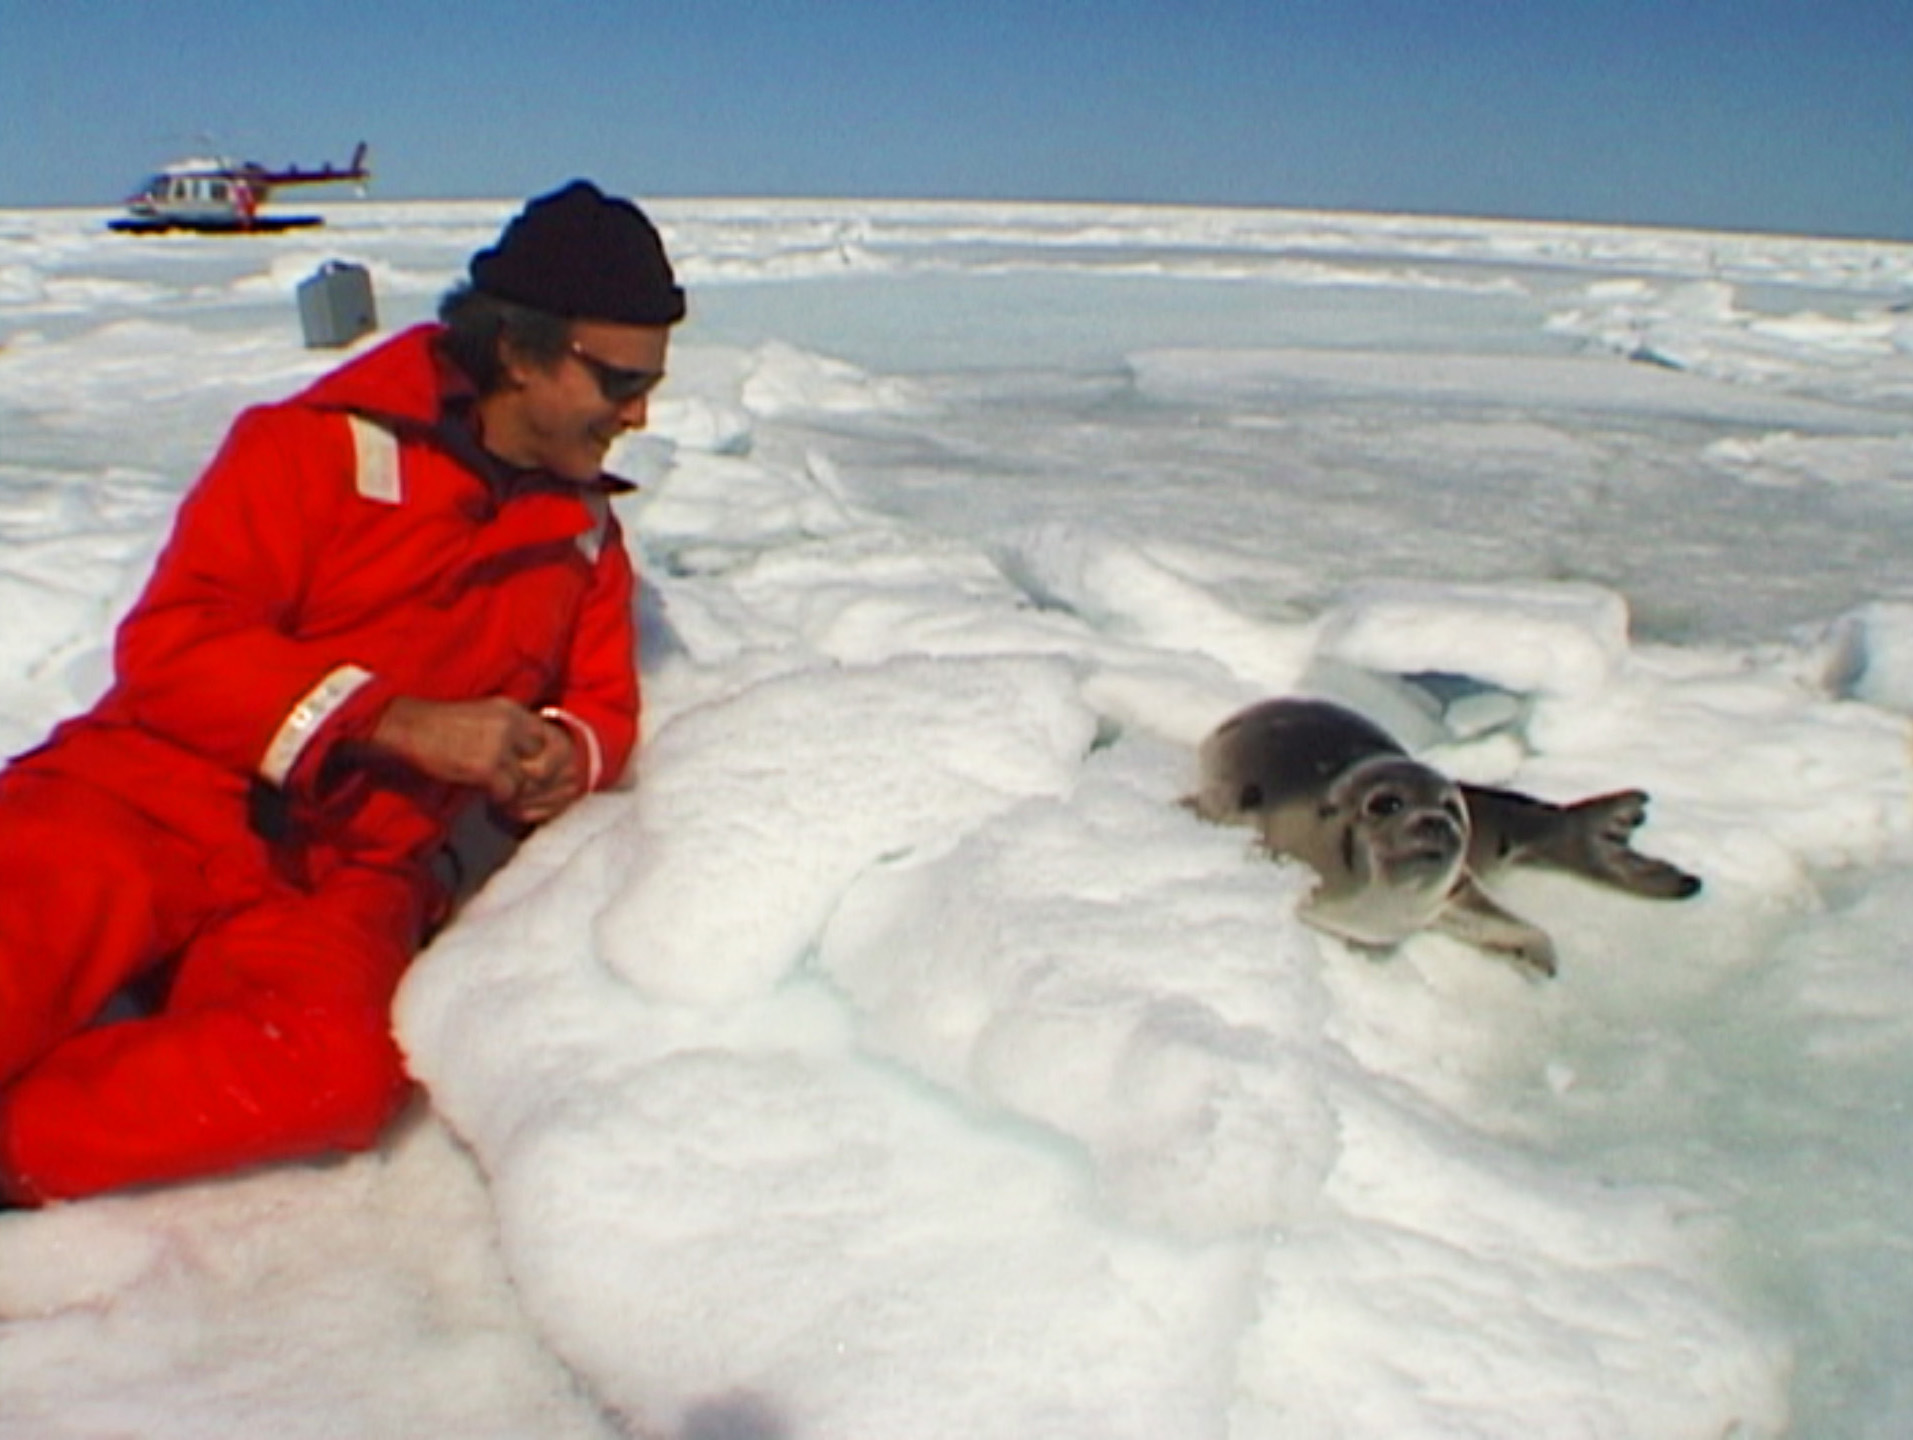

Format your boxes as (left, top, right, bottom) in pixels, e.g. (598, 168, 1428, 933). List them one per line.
(538, 706, 605, 792)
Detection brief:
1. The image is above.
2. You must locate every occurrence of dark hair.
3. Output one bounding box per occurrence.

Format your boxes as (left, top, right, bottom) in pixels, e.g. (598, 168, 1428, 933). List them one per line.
(435, 282, 572, 394)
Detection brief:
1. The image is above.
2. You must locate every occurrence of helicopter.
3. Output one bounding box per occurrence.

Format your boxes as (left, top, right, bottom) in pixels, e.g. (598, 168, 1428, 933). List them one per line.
(108, 142, 370, 234)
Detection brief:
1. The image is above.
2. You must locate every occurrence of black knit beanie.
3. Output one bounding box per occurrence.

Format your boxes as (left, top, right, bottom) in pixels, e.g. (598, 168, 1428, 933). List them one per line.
(469, 180, 686, 326)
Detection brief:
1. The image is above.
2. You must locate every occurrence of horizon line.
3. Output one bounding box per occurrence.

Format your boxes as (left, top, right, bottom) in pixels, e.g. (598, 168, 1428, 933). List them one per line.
(4, 189, 1908, 249)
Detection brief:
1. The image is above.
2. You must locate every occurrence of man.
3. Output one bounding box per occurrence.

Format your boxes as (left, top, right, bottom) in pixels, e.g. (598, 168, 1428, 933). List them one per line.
(0, 180, 683, 1205)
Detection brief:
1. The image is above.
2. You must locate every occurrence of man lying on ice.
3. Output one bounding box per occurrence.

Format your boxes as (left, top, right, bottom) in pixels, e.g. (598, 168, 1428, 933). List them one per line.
(0, 179, 682, 1205)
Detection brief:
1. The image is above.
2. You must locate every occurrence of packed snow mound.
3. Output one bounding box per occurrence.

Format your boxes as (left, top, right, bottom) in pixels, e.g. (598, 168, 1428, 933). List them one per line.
(593, 654, 1097, 1005)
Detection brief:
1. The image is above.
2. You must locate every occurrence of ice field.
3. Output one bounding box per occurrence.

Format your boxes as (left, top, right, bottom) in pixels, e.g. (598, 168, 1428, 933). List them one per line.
(2, 196, 1912, 1438)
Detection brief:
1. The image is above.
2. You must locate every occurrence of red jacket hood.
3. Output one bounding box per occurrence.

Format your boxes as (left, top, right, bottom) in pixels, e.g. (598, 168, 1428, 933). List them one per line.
(291, 324, 464, 429)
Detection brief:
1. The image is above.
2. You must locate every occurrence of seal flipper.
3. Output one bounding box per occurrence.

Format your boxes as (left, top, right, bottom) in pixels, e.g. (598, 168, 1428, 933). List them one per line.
(1460, 785, 1701, 900)
(1558, 790, 1703, 898)
(1432, 877, 1558, 980)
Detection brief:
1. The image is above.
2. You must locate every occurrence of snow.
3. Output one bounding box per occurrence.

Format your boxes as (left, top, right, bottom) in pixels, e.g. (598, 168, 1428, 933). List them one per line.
(3, 196, 1913, 1438)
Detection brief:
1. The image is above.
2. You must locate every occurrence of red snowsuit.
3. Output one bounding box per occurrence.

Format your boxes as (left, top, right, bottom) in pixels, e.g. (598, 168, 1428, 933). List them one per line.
(0, 325, 639, 1203)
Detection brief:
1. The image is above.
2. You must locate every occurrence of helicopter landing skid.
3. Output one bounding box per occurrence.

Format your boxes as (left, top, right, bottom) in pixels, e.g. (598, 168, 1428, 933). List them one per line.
(108, 214, 326, 234)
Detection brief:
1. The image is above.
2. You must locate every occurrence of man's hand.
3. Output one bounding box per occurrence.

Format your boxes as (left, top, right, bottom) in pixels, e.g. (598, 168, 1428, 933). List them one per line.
(509, 718, 585, 824)
(369, 696, 585, 822)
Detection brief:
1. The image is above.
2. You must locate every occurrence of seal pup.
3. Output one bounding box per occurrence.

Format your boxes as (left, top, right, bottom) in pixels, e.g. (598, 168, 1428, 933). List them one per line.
(1188, 697, 1701, 978)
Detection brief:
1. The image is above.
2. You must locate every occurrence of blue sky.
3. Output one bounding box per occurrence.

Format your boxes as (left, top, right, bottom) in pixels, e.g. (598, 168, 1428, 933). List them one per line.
(2, 0, 1908, 240)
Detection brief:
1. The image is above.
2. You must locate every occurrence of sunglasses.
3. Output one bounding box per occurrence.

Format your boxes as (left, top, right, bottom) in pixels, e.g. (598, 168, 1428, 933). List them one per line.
(567, 342, 665, 404)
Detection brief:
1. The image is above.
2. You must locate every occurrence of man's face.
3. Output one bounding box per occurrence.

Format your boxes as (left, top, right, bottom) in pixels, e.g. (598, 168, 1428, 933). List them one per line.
(491, 319, 671, 482)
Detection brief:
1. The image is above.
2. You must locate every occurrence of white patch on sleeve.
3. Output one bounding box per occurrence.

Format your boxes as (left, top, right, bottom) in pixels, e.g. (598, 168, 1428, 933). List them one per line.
(348, 414, 403, 504)
(261, 664, 376, 787)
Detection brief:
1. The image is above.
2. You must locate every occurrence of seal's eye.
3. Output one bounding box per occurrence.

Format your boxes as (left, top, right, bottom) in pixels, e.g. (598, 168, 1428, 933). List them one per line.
(1365, 792, 1405, 819)
(1238, 784, 1264, 810)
